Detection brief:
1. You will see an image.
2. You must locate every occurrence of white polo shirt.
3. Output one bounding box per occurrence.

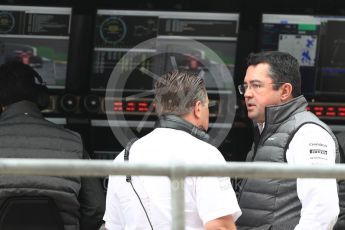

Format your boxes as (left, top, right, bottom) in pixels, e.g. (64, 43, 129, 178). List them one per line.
(103, 128, 241, 230)
(286, 124, 339, 230)
(259, 122, 339, 229)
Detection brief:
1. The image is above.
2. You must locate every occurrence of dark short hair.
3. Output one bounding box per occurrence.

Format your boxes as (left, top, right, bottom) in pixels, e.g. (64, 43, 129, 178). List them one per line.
(0, 61, 42, 106)
(247, 51, 301, 97)
(154, 70, 207, 116)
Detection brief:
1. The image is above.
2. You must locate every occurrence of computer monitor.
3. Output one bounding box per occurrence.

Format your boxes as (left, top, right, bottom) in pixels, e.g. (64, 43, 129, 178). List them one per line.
(261, 14, 345, 99)
(91, 10, 239, 93)
(0, 5, 72, 89)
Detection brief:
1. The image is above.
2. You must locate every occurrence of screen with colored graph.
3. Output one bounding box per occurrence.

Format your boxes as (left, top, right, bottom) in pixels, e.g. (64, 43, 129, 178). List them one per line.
(261, 14, 345, 98)
(0, 5, 71, 89)
(91, 10, 239, 92)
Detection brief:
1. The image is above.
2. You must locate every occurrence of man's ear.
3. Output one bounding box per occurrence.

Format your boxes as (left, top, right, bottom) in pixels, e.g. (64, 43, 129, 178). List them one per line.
(280, 83, 293, 101)
(193, 100, 202, 119)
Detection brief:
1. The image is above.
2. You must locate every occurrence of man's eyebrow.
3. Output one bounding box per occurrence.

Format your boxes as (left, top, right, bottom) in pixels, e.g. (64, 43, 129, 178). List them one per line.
(249, 80, 263, 84)
(243, 80, 263, 84)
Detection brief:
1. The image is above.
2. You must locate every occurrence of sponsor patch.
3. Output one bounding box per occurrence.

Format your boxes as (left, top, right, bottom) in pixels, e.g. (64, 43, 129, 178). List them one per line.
(309, 143, 327, 148)
(309, 149, 327, 155)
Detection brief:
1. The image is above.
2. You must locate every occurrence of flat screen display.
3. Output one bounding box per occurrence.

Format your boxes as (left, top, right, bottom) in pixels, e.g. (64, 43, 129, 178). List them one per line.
(91, 10, 239, 93)
(0, 5, 72, 89)
(261, 14, 345, 98)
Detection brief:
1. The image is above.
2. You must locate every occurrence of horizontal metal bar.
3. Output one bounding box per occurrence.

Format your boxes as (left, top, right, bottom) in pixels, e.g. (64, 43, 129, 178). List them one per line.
(0, 159, 345, 179)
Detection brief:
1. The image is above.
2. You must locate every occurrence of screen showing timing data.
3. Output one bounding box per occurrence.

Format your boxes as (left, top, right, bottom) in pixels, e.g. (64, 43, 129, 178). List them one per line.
(91, 10, 239, 93)
(0, 5, 72, 89)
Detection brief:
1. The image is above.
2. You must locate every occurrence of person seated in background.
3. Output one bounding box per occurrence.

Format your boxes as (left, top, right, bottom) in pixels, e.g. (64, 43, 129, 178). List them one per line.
(0, 61, 105, 230)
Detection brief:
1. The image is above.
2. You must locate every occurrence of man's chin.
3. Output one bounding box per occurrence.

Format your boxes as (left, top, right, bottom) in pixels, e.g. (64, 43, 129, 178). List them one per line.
(247, 112, 256, 121)
(248, 114, 262, 124)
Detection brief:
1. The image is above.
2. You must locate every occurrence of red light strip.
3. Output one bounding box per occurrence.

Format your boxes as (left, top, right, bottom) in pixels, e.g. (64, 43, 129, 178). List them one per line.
(138, 102, 148, 107)
(125, 107, 135, 111)
(326, 112, 336, 116)
(314, 106, 324, 111)
(113, 101, 123, 111)
(315, 111, 322, 116)
(138, 107, 149, 112)
(114, 101, 123, 106)
(113, 107, 122, 111)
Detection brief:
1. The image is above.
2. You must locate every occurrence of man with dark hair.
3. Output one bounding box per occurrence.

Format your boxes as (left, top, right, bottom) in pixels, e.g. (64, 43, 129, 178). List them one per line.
(103, 70, 241, 230)
(0, 61, 105, 230)
(237, 51, 339, 229)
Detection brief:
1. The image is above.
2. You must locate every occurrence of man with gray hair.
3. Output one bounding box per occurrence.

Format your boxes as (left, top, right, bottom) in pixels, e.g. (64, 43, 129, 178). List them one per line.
(103, 70, 241, 230)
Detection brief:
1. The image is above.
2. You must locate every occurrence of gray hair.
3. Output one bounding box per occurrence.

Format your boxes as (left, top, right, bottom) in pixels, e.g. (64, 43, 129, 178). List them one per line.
(154, 70, 207, 116)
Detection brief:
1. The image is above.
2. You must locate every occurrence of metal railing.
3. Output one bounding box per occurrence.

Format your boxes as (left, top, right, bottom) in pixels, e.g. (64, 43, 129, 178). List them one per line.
(0, 158, 345, 229)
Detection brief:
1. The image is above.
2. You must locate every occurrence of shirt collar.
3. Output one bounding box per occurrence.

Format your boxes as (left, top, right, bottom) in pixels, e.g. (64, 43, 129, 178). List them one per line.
(257, 122, 265, 134)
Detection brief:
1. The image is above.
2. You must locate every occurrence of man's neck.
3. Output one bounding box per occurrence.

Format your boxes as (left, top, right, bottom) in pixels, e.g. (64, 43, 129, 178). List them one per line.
(182, 113, 198, 127)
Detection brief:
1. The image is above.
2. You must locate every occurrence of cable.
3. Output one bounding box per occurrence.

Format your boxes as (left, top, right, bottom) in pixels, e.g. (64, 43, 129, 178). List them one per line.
(129, 180, 154, 230)
(124, 138, 153, 229)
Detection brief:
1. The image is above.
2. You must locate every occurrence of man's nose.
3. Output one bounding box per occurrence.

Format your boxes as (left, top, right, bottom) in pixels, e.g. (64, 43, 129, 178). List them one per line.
(244, 86, 253, 97)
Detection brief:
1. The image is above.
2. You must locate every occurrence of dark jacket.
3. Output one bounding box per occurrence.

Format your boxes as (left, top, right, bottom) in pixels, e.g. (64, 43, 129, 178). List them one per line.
(0, 100, 105, 230)
(237, 96, 339, 230)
